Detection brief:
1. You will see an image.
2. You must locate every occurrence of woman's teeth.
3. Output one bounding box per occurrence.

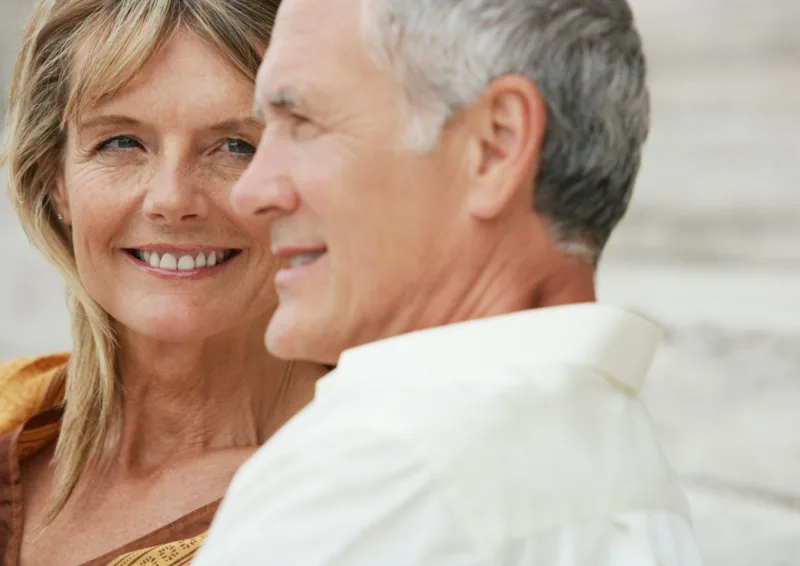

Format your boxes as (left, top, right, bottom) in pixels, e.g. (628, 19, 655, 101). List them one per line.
(133, 250, 234, 271)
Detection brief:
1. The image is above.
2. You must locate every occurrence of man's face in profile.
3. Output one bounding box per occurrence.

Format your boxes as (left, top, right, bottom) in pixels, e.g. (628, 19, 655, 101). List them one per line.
(232, 0, 472, 364)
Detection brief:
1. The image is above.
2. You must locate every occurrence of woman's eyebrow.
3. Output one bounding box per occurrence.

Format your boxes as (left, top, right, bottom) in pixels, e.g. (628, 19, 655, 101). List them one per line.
(77, 114, 142, 131)
(207, 117, 265, 134)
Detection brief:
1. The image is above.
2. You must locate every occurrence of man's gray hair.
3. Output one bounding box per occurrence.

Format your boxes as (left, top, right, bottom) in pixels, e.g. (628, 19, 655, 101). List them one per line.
(363, 0, 650, 258)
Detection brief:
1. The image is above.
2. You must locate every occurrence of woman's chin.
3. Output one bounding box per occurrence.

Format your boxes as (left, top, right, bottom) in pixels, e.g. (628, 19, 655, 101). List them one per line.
(105, 293, 271, 346)
(116, 311, 242, 345)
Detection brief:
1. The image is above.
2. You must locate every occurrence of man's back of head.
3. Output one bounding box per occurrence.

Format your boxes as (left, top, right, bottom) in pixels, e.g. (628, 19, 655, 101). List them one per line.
(366, 0, 649, 255)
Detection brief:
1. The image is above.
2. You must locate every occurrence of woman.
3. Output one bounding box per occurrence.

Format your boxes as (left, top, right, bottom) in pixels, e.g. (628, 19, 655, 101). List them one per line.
(0, 1, 326, 565)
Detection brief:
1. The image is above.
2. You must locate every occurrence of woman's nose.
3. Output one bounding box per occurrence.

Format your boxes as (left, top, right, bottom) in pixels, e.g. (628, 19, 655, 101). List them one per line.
(143, 162, 209, 224)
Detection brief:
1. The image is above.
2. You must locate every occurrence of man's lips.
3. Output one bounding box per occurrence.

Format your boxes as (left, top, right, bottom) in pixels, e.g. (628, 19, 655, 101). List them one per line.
(273, 246, 328, 269)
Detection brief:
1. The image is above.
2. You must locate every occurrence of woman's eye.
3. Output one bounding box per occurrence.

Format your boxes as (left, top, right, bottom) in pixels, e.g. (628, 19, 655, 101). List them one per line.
(98, 136, 143, 151)
(221, 139, 256, 155)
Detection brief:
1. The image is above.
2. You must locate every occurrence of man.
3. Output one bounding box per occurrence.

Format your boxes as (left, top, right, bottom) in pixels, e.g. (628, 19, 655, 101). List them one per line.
(195, 0, 703, 563)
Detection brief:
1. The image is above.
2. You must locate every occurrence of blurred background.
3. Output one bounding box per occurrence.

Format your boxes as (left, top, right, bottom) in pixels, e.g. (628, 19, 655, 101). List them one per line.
(1, 1, 798, 563)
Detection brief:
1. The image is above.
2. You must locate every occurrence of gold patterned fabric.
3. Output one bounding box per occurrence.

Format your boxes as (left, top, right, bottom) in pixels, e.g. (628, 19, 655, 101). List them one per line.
(107, 533, 207, 566)
(0, 355, 216, 566)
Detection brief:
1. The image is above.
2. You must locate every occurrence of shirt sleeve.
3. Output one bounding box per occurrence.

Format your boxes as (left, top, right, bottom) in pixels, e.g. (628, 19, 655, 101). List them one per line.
(192, 422, 702, 566)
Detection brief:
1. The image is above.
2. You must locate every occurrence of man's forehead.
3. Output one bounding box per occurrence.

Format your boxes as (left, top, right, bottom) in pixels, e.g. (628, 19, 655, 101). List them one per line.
(271, 0, 362, 49)
(258, 0, 367, 96)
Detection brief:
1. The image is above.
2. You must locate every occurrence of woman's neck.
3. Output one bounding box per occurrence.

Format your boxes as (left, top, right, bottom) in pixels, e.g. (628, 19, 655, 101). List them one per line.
(109, 322, 320, 477)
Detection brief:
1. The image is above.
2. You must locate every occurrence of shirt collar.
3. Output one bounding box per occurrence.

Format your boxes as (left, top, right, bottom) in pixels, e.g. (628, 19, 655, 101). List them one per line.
(336, 303, 661, 394)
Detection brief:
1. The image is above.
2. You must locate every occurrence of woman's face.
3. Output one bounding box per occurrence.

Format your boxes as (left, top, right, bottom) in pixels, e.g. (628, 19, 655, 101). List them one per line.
(55, 31, 274, 343)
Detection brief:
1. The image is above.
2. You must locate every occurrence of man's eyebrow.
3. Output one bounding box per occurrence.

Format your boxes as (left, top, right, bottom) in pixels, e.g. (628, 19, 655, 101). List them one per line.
(253, 87, 310, 119)
(268, 89, 301, 109)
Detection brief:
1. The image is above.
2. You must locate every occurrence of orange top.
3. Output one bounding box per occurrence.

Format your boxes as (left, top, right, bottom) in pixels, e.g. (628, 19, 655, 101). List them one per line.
(0, 355, 217, 566)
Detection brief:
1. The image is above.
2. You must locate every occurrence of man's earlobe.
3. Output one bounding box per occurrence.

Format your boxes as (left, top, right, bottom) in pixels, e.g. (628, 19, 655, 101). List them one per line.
(467, 75, 546, 221)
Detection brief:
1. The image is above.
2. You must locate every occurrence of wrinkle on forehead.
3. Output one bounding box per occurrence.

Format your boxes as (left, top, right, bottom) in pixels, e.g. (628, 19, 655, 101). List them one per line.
(260, 0, 367, 82)
(255, 0, 403, 136)
(81, 32, 256, 134)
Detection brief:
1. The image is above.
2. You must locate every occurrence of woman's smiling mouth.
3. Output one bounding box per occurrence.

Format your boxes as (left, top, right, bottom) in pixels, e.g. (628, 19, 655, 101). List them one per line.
(124, 248, 242, 273)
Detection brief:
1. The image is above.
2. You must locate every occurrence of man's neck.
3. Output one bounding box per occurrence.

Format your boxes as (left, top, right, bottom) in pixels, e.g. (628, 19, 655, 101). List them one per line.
(396, 227, 596, 334)
(530, 252, 597, 309)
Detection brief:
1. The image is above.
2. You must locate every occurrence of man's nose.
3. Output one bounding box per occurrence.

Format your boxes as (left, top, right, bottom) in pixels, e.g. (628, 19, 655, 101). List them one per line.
(230, 134, 299, 221)
(143, 160, 209, 224)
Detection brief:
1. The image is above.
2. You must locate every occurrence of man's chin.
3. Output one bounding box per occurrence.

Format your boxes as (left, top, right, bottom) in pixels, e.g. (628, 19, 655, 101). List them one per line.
(264, 315, 293, 360)
(265, 306, 336, 364)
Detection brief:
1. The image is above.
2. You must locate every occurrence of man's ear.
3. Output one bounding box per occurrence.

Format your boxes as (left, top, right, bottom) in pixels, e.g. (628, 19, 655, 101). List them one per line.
(465, 75, 546, 220)
(52, 174, 72, 226)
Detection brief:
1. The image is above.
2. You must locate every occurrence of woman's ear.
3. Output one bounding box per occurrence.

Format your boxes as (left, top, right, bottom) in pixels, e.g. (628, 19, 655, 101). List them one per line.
(52, 175, 72, 226)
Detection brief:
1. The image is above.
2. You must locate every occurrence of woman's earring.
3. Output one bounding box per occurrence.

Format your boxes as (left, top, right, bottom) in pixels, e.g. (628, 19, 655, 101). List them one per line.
(57, 213, 63, 222)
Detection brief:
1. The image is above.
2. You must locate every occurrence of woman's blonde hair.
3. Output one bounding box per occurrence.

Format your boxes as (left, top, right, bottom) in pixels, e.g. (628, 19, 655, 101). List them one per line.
(2, 0, 278, 520)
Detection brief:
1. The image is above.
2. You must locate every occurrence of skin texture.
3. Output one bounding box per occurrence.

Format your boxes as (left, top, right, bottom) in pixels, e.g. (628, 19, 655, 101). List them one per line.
(231, 0, 596, 366)
(19, 30, 326, 566)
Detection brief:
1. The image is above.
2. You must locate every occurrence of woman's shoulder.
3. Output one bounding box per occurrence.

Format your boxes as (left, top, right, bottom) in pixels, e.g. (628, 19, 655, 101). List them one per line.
(0, 352, 69, 382)
(0, 352, 69, 435)
(0, 352, 69, 384)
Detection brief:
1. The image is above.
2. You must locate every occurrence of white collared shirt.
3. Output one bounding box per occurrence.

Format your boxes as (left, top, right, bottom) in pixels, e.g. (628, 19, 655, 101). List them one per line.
(195, 304, 703, 565)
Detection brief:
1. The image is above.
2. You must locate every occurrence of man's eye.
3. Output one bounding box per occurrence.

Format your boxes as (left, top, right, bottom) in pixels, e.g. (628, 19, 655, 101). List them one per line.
(292, 115, 319, 140)
(97, 136, 143, 151)
(221, 139, 256, 155)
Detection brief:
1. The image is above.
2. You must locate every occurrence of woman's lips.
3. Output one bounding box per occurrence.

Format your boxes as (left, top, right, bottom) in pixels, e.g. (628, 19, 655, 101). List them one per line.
(124, 248, 242, 275)
(127, 249, 239, 271)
